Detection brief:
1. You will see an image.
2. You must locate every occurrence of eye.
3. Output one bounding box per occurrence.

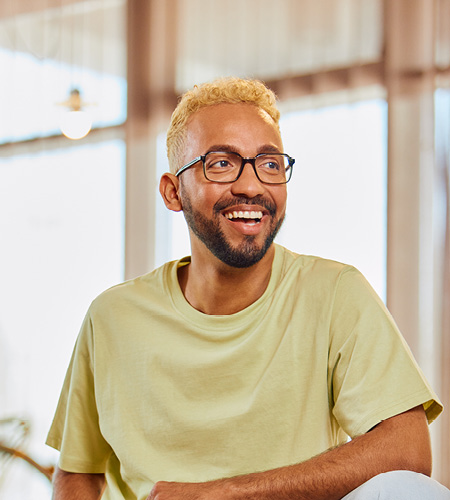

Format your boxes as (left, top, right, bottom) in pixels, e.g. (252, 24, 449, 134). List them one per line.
(259, 158, 282, 172)
(205, 153, 238, 171)
(210, 159, 232, 169)
(265, 161, 281, 170)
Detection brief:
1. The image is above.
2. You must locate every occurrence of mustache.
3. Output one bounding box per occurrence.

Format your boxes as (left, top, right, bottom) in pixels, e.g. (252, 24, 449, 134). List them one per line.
(213, 196, 276, 216)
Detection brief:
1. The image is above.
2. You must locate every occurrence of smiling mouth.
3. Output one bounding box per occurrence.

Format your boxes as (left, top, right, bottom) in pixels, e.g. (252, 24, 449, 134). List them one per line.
(224, 210, 263, 224)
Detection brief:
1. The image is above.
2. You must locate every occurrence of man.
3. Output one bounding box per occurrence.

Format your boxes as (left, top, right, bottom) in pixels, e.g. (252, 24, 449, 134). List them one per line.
(47, 77, 449, 499)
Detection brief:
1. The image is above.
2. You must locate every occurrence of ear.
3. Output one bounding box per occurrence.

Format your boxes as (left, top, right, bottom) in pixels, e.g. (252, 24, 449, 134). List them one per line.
(159, 173, 183, 212)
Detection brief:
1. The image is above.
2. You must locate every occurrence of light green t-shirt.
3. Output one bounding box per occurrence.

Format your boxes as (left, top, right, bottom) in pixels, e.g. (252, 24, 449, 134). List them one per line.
(46, 245, 442, 500)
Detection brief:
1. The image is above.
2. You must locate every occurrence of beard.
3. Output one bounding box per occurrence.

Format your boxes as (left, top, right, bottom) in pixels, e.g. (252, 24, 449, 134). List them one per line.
(181, 192, 285, 268)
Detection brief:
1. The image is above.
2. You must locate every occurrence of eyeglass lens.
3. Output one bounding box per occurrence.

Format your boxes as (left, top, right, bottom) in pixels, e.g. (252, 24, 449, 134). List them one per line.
(204, 152, 291, 183)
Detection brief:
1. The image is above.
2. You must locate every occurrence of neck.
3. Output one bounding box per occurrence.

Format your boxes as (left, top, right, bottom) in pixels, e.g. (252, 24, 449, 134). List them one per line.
(178, 246, 275, 315)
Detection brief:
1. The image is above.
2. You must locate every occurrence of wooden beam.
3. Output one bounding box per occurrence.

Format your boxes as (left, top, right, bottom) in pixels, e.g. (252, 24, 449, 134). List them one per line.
(0, 0, 84, 20)
(266, 62, 385, 100)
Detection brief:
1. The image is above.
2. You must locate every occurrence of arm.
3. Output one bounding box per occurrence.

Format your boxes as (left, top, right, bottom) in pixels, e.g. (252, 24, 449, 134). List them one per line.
(148, 405, 431, 500)
(52, 467, 105, 500)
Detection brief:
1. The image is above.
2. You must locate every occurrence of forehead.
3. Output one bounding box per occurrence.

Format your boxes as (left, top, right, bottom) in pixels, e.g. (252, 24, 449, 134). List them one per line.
(184, 103, 283, 158)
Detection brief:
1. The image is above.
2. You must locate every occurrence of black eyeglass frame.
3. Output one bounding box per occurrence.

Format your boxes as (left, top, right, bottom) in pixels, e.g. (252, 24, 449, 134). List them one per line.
(175, 151, 295, 185)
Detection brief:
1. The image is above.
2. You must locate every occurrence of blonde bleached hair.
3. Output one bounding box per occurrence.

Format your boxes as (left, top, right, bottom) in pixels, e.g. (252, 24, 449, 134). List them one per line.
(166, 77, 281, 174)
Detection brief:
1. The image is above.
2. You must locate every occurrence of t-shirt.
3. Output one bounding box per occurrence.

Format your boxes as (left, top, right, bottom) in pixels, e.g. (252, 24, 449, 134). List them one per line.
(46, 245, 442, 500)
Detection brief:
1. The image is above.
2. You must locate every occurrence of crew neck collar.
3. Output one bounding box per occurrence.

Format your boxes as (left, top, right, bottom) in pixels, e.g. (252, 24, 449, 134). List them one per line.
(167, 244, 285, 328)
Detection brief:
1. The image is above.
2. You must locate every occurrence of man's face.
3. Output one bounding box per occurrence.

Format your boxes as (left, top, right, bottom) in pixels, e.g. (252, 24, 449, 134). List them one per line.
(178, 103, 287, 268)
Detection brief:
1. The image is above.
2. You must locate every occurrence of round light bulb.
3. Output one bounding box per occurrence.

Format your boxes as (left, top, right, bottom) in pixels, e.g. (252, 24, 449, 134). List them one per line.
(60, 111, 92, 140)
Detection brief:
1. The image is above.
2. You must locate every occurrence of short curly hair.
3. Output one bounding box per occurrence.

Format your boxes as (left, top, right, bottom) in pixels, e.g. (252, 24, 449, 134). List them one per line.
(166, 77, 280, 174)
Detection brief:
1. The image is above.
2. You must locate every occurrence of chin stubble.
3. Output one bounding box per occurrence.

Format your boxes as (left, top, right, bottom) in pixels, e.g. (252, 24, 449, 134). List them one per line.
(181, 193, 285, 268)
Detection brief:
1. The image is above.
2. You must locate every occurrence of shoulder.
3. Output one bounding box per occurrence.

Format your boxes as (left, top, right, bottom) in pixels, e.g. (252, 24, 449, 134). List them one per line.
(275, 244, 355, 283)
(274, 245, 386, 310)
(88, 259, 182, 315)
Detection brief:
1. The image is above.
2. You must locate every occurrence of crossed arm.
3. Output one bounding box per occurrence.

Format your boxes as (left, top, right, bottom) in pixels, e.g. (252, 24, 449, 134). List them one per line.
(52, 405, 431, 500)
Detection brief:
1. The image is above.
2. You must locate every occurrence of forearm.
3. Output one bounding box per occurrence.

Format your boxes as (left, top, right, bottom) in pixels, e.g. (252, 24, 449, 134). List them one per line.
(149, 406, 431, 500)
(52, 467, 105, 500)
(219, 405, 432, 500)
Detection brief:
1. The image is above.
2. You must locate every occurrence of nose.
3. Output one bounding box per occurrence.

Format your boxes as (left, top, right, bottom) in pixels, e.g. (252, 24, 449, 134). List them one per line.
(230, 160, 265, 197)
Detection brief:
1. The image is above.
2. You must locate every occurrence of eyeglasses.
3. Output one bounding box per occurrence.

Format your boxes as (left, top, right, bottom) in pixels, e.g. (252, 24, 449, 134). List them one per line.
(175, 151, 295, 184)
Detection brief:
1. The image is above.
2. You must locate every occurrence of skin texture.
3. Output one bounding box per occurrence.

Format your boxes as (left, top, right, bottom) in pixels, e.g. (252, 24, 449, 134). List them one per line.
(172, 105, 287, 271)
(52, 103, 434, 499)
(144, 406, 431, 500)
(52, 468, 105, 499)
(159, 103, 288, 315)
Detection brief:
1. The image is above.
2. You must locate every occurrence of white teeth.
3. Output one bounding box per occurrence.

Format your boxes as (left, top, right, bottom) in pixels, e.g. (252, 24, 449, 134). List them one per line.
(225, 210, 263, 220)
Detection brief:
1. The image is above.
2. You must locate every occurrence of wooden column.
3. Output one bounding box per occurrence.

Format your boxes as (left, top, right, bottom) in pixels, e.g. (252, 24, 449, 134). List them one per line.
(385, 0, 449, 485)
(125, 0, 178, 279)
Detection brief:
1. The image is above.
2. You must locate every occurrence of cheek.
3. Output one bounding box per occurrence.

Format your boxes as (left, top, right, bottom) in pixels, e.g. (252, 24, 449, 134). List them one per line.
(272, 187, 287, 212)
(179, 176, 224, 209)
(179, 172, 202, 199)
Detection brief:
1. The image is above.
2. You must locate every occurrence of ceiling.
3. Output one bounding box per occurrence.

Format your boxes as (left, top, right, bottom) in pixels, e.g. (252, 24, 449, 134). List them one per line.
(0, 0, 126, 77)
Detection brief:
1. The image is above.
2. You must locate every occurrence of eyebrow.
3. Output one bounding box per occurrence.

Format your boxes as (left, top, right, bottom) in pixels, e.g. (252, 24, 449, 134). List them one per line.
(206, 144, 283, 155)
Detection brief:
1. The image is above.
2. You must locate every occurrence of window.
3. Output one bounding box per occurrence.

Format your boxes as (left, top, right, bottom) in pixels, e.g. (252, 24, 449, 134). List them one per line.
(0, 141, 125, 498)
(0, 2, 127, 495)
(278, 97, 387, 298)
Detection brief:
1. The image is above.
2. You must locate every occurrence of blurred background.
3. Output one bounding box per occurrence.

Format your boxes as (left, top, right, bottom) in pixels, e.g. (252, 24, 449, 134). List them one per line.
(0, 0, 449, 497)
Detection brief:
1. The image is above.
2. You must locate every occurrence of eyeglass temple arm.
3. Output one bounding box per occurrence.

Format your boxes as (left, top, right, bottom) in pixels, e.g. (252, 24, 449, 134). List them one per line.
(175, 156, 203, 177)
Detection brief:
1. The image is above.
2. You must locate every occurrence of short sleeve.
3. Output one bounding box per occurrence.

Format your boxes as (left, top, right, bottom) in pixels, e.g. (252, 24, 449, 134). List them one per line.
(328, 267, 442, 437)
(46, 311, 112, 473)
